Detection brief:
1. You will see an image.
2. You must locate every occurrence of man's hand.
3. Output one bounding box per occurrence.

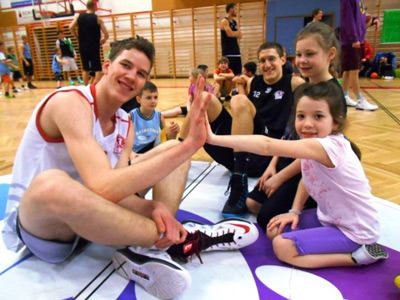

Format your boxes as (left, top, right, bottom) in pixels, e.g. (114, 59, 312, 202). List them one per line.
(352, 41, 361, 48)
(24, 60, 30, 66)
(168, 121, 180, 134)
(186, 75, 211, 149)
(165, 121, 180, 140)
(152, 201, 187, 249)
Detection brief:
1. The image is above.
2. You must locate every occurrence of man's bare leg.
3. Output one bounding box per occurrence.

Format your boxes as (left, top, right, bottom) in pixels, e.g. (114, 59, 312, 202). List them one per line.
(179, 93, 223, 140)
(19, 169, 161, 247)
(230, 94, 256, 137)
(130, 140, 190, 213)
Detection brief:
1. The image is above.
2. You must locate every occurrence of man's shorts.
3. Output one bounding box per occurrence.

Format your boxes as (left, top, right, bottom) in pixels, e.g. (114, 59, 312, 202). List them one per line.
(203, 107, 272, 177)
(341, 44, 363, 72)
(23, 58, 34, 76)
(281, 209, 361, 255)
(1, 74, 11, 83)
(226, 55, 242, 76)
(80, 47, 102, 72)
(62, 57, 79, 71)
(54, 72, 63, 81)
(16, 216, 87, 264)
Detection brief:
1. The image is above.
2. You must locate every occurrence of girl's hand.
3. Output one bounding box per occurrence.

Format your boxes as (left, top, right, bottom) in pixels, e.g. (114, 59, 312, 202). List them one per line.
(257, 165, 276, 191)
(262, 174, 284, 197)
(267, 213, 299, 235)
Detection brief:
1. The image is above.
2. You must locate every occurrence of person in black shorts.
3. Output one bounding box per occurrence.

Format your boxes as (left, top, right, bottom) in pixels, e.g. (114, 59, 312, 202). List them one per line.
(180, 42, 305, 218)
(20, 35, 36, 89)
(220, 3, 242, 75)
(69, 0, 109, 85)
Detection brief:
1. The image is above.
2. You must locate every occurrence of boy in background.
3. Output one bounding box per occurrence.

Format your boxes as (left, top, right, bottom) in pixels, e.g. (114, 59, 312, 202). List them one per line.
(7, 46, 25, 92)
(130, 81, 180, 154)
(56, 31, 83, 85)
(52, 48, 70, 89)
(232, 61, 257, 95)
(0, 41, 15, 98)
(20, 35, 37, 89)
(213, 56, 234, 100)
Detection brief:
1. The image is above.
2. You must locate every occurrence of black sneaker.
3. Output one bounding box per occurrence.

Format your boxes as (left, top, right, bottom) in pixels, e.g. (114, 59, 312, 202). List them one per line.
(113, 247, 191, 299)
(28, 83, 37, 89)
(231, 88, 239, 96)
(225, 95, 232, 101)
(222, 173, 248, 218)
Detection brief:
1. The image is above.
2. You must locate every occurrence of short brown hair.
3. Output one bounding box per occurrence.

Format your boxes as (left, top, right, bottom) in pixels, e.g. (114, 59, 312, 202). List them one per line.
(86, 0, 95, 10)
(109, 36, 155, 68)
(218, 56, 229, 65)
(257, 42, 284, 58)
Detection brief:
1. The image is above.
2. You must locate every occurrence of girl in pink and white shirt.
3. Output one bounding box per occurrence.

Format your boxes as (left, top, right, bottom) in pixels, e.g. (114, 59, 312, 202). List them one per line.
(206, 81, 388, 268)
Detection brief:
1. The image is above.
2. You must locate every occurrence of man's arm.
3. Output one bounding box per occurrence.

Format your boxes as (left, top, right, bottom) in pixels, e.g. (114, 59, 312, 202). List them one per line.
(41, 78, 210, 203)
(115, 122, 135, 169)
(69, 15, 79, 40)
(98, 17, 109, 45)
(221, 18, 242, 39)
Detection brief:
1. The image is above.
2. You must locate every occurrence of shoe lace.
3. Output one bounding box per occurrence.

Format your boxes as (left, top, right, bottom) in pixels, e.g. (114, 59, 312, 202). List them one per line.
(200, 227, 235, 250)
(167, 230, 204, 264)
(224, 173, 233, 196)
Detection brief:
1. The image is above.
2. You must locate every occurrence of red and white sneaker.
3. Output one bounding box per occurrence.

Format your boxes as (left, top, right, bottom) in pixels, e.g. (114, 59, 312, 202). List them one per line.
(113, 247, 191, 300)
(182, 218, 259, 251)
(167, 218, 259, 263)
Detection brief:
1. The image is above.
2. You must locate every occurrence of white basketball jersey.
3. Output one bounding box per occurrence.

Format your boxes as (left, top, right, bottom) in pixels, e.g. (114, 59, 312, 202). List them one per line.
(2, 84, 130, 252)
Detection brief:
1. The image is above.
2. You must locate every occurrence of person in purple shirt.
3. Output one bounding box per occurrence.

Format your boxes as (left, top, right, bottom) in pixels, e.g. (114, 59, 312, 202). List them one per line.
(340, 0, 379, 111)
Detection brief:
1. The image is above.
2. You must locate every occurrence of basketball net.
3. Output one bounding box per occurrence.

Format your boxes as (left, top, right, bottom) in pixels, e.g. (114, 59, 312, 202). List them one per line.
(41, 12, 51, 27)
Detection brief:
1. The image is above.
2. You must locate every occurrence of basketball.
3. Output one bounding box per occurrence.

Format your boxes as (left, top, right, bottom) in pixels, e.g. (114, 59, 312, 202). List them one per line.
(370, 72, 379, 79)
(395, 274, 400, 289)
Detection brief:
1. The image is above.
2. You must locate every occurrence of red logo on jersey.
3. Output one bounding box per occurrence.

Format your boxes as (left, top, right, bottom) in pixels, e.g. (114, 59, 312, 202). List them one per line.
(113, 134, 126, 154)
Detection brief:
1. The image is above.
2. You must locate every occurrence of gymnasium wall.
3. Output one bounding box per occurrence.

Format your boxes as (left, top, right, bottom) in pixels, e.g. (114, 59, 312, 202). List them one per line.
(152, 0, 258, 12)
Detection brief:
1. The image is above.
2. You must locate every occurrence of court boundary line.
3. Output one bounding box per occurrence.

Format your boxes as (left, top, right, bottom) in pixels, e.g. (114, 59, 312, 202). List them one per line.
(362, 88, 400, 126)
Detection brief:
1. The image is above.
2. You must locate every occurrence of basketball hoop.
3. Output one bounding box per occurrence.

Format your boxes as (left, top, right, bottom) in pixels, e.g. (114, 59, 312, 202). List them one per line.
(41, 12, 51, 27)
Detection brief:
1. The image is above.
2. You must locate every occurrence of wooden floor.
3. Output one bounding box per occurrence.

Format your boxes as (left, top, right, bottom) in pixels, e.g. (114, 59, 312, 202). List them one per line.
(1, 78, 399, 205)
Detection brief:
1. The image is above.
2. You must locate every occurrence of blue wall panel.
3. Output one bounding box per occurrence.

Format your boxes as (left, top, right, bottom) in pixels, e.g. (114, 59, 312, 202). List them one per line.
(267, 0, 340, 55)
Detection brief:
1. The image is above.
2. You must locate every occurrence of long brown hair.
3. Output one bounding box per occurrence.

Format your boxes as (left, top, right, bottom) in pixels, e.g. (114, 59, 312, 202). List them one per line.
(295, 22, 339, 77)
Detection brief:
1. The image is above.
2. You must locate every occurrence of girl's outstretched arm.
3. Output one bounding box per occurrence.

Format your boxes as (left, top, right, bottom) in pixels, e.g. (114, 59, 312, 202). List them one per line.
(206, 131, 334, 168)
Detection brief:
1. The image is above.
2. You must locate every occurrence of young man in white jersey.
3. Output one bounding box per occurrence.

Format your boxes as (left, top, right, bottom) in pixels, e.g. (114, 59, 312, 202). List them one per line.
(2, 37, 259, 299)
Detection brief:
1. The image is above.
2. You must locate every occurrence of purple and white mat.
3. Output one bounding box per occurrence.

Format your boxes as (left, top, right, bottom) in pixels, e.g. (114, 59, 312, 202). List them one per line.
(1, 162, 399, 299)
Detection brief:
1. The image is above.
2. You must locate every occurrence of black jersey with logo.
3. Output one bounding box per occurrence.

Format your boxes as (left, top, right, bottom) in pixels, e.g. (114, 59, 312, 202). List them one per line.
(77, 13, 101, 49)
(221, 18, 240, 56)
(248, 74, 294, 139)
